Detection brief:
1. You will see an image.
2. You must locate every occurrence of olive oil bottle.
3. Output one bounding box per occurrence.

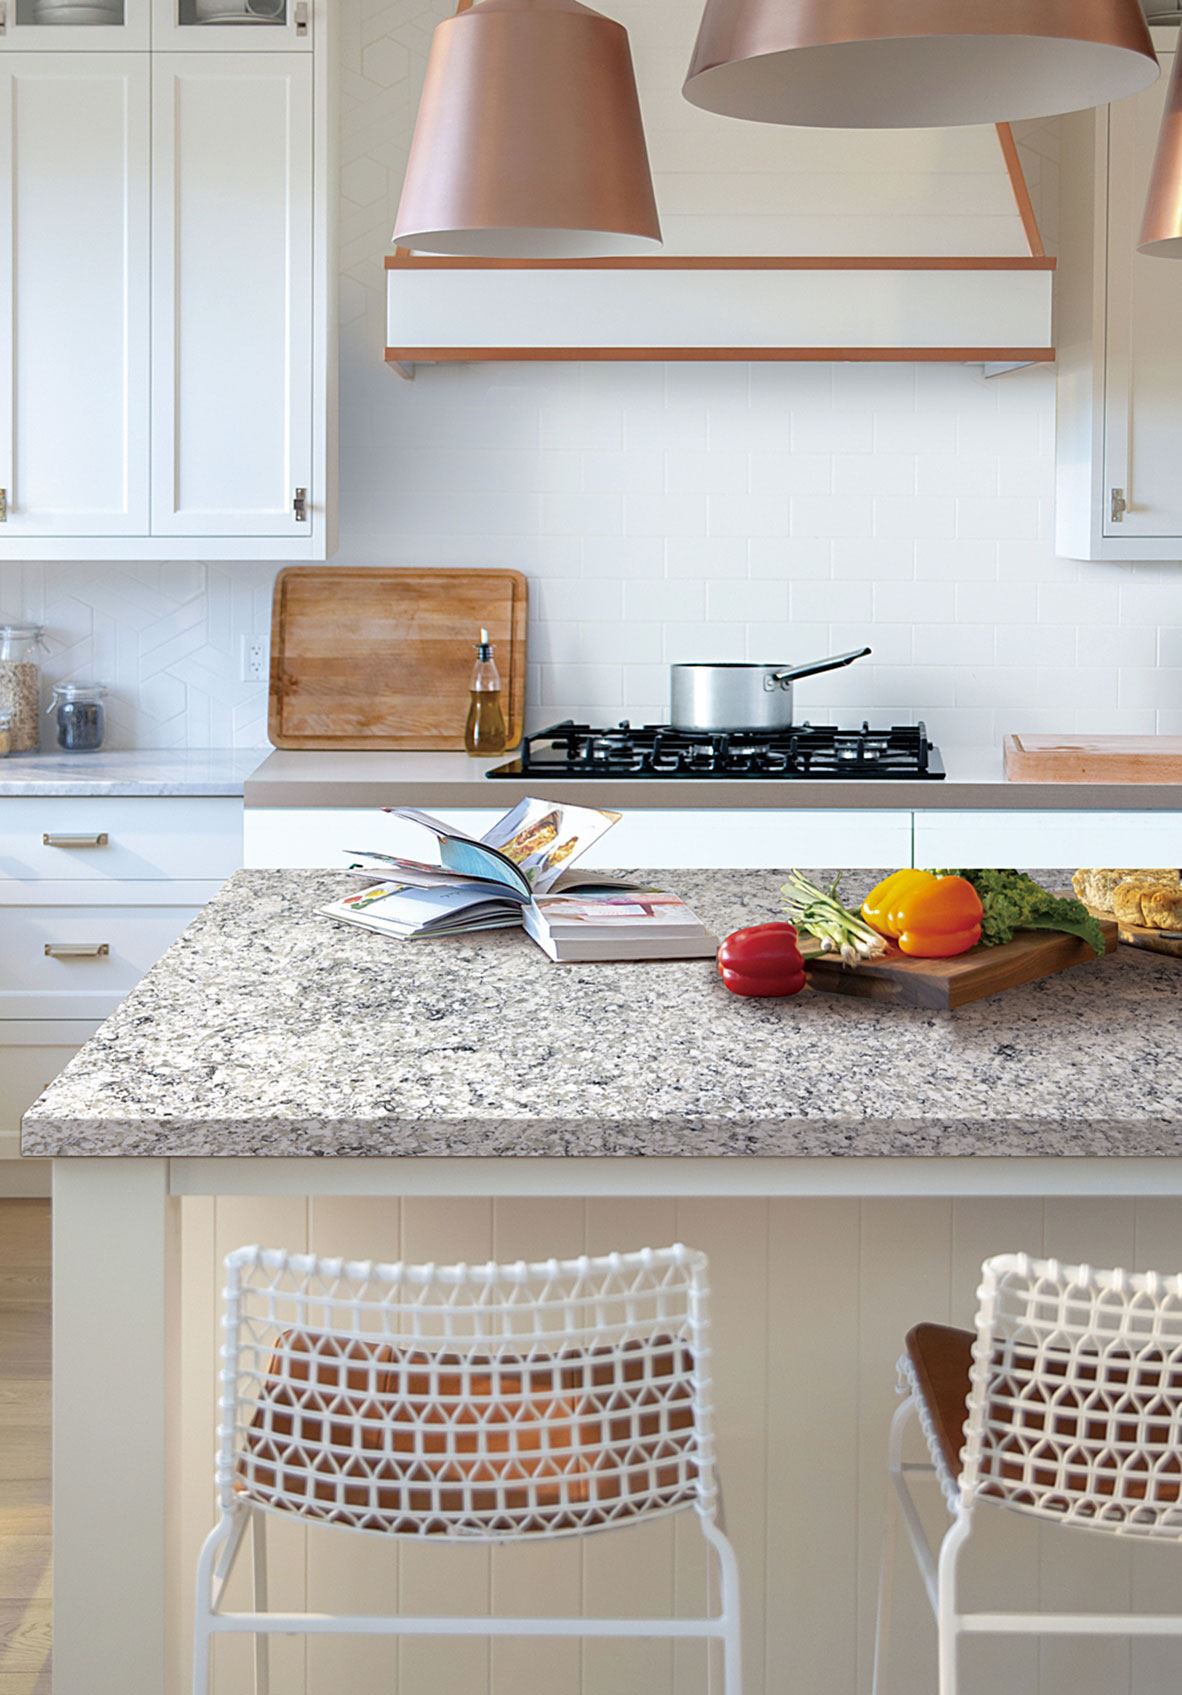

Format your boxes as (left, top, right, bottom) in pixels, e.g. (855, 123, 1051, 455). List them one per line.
(464, 627, 507, 754)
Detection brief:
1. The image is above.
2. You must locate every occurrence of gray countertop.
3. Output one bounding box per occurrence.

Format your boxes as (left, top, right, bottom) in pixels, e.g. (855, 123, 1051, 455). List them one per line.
(244, 748, 1182, 812)
(0, 749, 258, 797)
(23, 867, 1182, 1160)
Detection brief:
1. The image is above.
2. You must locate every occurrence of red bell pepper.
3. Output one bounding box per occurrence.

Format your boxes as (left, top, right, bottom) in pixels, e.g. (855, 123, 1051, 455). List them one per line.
(717, 922, 808, 999)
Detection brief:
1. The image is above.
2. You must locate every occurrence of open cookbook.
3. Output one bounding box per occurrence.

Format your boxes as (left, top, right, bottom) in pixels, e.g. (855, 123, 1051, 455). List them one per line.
(318, 797, 718, 963)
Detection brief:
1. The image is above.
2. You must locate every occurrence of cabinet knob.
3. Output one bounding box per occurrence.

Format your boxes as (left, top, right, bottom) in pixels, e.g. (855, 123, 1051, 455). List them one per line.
(1111, 487, 1127, 523)
(293, 486, 308, 522)
(42, 832, 109, 848)
(44, 942, 110, 959)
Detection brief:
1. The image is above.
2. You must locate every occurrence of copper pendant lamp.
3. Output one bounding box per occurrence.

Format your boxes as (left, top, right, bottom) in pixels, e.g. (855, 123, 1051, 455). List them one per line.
(393, 0, 661, 257)
(1140, 49, 1182, 255)
(683, 0, 1158, 128)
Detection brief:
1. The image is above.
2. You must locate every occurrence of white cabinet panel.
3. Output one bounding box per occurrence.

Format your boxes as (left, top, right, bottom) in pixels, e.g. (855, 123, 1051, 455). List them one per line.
(0, 55, 149, 534)
(244, 805, 914, 870)
(151, 53, 313, 537)
(0, 0, 150, 52)
(0, 795, 242, 880)
(151, 0, 311, 51)
(914, 809, 1182, 868)
(0, 1018, 98, 1193)
(0, 885, 215, 1016)
(1103, 47, 1182, 543)
(1056, 31, 1182, 561)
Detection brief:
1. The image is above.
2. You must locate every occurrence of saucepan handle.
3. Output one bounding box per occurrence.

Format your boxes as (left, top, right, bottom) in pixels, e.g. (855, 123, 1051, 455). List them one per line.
(771, 646, 871, 687)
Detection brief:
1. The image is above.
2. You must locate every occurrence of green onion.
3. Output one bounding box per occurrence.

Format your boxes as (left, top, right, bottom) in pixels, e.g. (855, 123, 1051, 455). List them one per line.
(781, 870, 888, 967)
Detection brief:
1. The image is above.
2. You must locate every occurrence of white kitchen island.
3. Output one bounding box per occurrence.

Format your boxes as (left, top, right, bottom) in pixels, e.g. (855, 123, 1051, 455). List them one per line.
(23, 868, 1182, 1695)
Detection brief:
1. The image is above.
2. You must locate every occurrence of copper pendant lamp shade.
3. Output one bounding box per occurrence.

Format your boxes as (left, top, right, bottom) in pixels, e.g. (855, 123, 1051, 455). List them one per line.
(683, 0, 1158, 128)
(393, 0, 661, 257)
(1140, 50, 1182, 256)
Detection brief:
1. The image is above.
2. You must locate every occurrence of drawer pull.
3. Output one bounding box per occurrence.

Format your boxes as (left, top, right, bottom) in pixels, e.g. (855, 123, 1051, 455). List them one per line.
(42, 832, 109, 849)
(44, 942, 110, 959)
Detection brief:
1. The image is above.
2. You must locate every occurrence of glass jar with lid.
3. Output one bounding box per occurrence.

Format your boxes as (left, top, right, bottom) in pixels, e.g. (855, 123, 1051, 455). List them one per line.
(0, 625, 47, 753)
(49, 682, 108, 753)
(0, 709, 13, 758)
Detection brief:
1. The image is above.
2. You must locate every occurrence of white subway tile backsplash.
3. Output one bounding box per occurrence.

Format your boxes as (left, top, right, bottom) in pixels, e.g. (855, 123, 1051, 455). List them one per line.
(790, 495, 875, 539)
(7, 26, 1181, 756)
(874, 496, 956, 540)
(956, 496, 1040, 541)
(791, 413, 874, 453)
(663, 622, 746, 661)
(625, 492, 708, 536)
(706, 580, 788, 623)
(748, 538, 833, 579)
(792, 579, 875, 623)
(666, 537, 749, 578)
(625, 579, 705, 622)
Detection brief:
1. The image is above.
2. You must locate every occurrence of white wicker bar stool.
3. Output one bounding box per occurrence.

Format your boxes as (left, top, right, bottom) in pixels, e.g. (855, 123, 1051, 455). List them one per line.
(193, 1242, 741, 1693)
(873, 1251, 1182, 1695)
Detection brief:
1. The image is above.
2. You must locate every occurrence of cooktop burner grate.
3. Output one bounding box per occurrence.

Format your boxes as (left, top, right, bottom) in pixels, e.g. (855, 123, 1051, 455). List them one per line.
(487, 720, 945, 779)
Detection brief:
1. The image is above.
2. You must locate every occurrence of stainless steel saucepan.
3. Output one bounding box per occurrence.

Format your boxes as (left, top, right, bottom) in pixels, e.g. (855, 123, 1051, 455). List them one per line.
(669, 647, 871, 732)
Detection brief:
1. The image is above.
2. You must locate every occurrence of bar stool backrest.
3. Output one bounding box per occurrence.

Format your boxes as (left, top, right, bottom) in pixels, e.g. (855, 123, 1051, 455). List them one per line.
(961, 1252, 1182, 1540)
(219, 1243, 715, 1540)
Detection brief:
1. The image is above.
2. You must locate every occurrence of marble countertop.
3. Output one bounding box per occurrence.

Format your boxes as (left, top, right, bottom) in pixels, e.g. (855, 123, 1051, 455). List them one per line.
(244, 747, 1182, 811)
(23, 868, 1182, 1160)
(0, 749, 259, 796)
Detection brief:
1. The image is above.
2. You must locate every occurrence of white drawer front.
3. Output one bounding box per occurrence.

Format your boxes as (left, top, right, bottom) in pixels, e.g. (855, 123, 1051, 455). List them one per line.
(914, 809, 1182, 868)
(0, 897, 205, 1018)
(0, 1021, 100, 1179)
(0, 795, 242, 881)
(245, 806, 915, 870)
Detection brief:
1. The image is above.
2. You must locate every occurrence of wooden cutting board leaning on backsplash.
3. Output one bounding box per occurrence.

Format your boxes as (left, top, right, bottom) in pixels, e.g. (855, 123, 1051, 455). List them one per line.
(268, 567, 527, 750)
(1004, 733, 1182, 783)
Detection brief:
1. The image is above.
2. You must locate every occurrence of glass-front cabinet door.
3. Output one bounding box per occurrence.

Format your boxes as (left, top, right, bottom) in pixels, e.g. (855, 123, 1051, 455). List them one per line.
(0, 0, 149, 49)
(151, 0, 310, 50)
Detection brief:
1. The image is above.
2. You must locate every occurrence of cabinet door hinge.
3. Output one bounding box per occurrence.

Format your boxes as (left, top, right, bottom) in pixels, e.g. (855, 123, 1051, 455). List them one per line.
(294, 1, 308, 34)
(1110, 486, 1127, 524)
(293, 486, 308, 522)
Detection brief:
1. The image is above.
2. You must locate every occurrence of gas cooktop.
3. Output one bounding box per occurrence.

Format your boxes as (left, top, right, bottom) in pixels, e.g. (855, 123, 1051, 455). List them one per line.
(488, 720, 945, 780)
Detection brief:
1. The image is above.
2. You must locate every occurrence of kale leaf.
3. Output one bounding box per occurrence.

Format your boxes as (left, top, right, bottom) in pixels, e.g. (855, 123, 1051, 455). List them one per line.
(930, 869, 1106, 955)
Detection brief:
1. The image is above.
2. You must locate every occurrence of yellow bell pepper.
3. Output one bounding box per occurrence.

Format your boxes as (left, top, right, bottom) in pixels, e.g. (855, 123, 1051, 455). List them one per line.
(862, 870, 983, 959)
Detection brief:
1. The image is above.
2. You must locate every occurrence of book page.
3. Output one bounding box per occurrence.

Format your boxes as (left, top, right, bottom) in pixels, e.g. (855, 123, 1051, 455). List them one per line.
(479, 798, 621, 894)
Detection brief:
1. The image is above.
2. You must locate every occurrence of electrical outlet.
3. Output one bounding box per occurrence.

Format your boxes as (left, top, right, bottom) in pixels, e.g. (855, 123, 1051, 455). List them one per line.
(240, 636, 267, 683)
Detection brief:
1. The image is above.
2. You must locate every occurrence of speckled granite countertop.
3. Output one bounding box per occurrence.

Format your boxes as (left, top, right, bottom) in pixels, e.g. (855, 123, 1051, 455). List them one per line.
(22, 868, 1182, 1159)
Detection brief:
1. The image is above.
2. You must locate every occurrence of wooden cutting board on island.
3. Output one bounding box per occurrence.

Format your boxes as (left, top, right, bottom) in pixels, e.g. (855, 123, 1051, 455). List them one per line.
(802, 919, 1118, 1009)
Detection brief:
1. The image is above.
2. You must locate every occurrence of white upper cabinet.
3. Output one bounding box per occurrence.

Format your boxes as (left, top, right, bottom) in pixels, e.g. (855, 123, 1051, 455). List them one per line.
(0, 0, 332, 561)
(1056, 34, 1182, 561)
(151, 54, 313, 537)
(0, 0, 150, 51)
(151, 0, 311, 52)
(0, 56, 150, 535)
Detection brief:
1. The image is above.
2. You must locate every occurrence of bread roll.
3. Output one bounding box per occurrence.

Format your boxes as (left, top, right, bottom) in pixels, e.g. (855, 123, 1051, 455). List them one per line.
(1143, 886, 1182, 932)
(1072, 868, 1180, 913)
(1110, 878, 1182, 929)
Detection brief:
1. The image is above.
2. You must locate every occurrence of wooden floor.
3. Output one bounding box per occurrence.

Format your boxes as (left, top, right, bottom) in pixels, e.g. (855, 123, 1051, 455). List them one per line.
(0, 1200, 51, 1694)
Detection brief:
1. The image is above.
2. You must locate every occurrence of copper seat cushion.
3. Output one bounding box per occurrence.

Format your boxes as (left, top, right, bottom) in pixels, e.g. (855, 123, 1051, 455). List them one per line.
(239, 1327, 697, 1535)
(905, 1320, 1182, 1516)
(905, 1322, 974, 1484)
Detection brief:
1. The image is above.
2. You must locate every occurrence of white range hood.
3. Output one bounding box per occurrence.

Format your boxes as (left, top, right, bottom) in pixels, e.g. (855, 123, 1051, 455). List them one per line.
(386, 0, 1055, 373)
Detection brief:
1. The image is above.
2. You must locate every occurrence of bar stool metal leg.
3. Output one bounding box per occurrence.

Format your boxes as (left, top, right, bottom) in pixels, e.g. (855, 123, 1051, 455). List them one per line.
(871, 1393, 914, 1695)
(936, 1508, 973, 1695)
(251, 1509, 270, 1695)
